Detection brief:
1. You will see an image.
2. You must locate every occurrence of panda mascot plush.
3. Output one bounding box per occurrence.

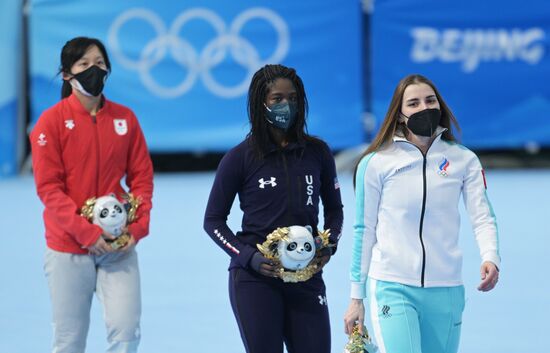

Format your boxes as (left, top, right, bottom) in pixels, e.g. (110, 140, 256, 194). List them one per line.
(81, 193, 141, 250)
(277, 225, 316, 270)
(92, 194, 128, 237)
(257, 225, 331, 282)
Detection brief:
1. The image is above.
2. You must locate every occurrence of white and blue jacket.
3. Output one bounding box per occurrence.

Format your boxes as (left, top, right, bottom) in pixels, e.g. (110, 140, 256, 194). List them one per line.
(350, 128, 500, 299)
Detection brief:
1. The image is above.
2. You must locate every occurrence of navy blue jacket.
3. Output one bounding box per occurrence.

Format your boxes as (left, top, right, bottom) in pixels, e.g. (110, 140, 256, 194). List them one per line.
(203, 138, 344, 270)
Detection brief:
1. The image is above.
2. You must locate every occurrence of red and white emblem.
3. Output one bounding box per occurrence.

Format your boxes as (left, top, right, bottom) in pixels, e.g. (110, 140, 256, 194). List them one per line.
(113, 119, 128, 135)
(37, 133, 47, 146)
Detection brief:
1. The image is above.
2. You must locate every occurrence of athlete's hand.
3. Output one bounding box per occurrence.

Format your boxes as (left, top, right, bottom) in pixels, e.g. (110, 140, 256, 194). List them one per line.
(88, 232, 115, 256)
(250, 252, 278, 277)
(344, 299, 365, 335)
(315, 247, 332, 271)
(477, 261, 499, 292)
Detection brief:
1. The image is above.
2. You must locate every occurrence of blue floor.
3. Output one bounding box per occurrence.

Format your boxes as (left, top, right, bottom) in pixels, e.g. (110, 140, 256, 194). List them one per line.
(1, 169, 548, 353)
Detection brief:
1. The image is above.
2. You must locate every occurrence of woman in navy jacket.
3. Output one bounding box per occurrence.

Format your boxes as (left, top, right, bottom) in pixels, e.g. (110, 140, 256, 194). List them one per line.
(204, 64, 343, 353)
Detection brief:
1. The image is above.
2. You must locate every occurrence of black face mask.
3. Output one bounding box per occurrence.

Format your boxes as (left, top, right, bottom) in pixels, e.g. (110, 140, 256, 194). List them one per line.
(404, 108, 441, 137)
(71, 65, 108, 96)
(264, 102, 298, 131)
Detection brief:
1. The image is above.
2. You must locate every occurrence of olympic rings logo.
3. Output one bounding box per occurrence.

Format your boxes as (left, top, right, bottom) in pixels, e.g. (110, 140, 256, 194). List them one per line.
(107, 7, 290, 99)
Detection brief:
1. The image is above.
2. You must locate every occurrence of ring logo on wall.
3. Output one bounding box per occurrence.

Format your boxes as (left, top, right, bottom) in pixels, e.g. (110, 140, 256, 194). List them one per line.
(410, 27, 545, 72)
(107, 7, 290, 99)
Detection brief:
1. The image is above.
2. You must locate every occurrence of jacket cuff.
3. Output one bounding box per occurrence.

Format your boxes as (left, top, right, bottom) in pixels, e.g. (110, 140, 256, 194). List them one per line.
(78, 226, 103, 248)
(128, 222, 148, 241)
(351, 281, 367, 299)
(237, 245, 258, 269)
(481, 252, 501, 270)
(329, 241, 338, 255)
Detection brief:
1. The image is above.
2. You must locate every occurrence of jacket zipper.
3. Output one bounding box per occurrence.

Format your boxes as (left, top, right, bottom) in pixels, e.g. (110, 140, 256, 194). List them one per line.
(419, 155, 427, 287)
(297, 175, 302, 206)
(281, 152, 292, 226)
(396, 138, 440, 287)
(92, 114, 100, 195)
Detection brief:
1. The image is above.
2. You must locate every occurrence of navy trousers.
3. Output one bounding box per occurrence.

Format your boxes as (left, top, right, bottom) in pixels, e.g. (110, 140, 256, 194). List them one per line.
(229, 267, 331, 353)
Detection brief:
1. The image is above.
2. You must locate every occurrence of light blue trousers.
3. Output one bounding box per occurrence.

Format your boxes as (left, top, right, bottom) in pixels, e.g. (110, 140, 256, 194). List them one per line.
(44, 248, 141, 353)
(367, 279, 465, 353)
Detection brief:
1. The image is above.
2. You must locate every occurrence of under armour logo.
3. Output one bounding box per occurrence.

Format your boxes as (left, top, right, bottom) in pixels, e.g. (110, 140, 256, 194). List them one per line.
(381, 305, 392, 318)
(318, 295, 328, 306)
(37, 133, 47, 147)
(258, 177, 277, 189)
(65, 119, 75, 130)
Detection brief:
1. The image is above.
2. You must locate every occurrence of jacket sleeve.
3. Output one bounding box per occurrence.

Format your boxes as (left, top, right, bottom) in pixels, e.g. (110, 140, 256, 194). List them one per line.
(125, 114, 154, 241)
(462, 156, 501, 269)
(319, 145, 344, 250)
(30, 112, 102, 247)
(350, 152, 381, 299)
(203, 149, 257, 268)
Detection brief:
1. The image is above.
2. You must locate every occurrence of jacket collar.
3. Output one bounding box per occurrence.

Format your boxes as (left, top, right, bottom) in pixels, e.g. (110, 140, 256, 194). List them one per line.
(265, 139, 306, 155)
(393, 126, 448, 144)
(67, 93, 109, 116)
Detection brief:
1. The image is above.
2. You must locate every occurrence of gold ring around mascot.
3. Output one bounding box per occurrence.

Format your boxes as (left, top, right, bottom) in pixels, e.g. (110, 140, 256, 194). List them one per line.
(80, 193, 141, 250)
(257, 225, 331, 283)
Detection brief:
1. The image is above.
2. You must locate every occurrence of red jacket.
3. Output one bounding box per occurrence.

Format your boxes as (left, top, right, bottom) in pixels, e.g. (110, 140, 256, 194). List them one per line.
(30, 94, 154, 254)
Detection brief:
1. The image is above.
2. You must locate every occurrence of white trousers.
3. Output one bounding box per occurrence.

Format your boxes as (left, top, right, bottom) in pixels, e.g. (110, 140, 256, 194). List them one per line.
(44, 247, 141, 353)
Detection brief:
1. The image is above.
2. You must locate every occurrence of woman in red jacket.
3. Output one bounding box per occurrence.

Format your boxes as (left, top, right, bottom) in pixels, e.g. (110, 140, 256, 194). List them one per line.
(30, 37, 153, 353)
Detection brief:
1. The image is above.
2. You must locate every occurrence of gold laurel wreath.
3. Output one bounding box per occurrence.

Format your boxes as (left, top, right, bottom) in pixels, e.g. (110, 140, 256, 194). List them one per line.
(256, 227, 331, 283)
(80, 193, 142, 250)
(121, 192, 141, 223)
(80, 197, 97, 221)
(344, 324, 375, 353)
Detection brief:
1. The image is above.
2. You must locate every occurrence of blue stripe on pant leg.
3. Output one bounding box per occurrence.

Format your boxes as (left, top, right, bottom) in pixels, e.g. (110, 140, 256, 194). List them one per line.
(368, 279, 422, 353)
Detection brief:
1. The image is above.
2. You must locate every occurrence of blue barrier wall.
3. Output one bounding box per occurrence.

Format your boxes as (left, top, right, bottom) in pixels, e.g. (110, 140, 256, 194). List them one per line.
(0, 0, 21, 177)
(371, 0, 550, 149)
(29, 0, 363, 152)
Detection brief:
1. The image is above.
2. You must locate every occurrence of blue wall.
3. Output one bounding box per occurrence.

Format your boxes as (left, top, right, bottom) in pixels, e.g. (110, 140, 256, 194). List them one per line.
(29, 0, 363, 152)
(0, 0, 21, 177)
(371, 0, 550, 149)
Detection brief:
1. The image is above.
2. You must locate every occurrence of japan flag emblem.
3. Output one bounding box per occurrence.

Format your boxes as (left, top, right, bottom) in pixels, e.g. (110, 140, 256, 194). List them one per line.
(114, 119, 128, 135)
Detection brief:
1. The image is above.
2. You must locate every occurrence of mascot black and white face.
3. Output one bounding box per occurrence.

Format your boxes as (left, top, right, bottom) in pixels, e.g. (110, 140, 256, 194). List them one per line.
(278, 225, 315, 270)
(92, 194, 127, 237)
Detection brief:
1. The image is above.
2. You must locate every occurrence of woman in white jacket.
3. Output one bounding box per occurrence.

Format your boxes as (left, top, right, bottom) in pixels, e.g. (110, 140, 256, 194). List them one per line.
(343, 74, 500, 353)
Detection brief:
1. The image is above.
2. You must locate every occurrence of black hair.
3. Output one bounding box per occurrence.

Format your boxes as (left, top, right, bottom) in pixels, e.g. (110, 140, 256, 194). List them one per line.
(246, 64, 322, 158)
(58, 37, 111, 99)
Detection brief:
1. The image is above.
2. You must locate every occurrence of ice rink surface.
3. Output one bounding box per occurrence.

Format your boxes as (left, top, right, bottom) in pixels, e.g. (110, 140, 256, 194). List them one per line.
(1, 169, 548, 353)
